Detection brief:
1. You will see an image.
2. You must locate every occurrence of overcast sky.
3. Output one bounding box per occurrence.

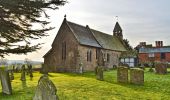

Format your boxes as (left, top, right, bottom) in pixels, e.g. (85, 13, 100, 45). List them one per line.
(5, 0, 170, 61)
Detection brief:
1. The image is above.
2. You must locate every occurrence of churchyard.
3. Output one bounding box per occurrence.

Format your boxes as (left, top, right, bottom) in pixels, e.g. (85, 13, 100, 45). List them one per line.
(0, 66, 170, 100)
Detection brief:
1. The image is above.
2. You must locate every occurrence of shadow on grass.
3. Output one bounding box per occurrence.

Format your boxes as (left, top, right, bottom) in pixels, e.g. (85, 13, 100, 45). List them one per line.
(0, 85, 36, 100)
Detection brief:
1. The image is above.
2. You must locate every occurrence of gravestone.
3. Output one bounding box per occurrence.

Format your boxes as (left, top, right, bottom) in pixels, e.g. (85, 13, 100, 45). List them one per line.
(20, 65, 26, 81)
(79, 63, 83, 74)
(95, 66, 104, 81)
(28, 64, 33, 78)
(76, 50, 83, 74)
(130, 68, 144, 85)
(10, 70, 14, 80)
(117, 67, 128, 83)
(155, 63, 167, 74)
(0, 67, 12, 95)
(33, 75, 58, 100)
(95, 49, 104, 81)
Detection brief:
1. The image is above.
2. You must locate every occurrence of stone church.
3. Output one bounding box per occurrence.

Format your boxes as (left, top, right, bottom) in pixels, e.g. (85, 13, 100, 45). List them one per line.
(43, 17, 127, 72)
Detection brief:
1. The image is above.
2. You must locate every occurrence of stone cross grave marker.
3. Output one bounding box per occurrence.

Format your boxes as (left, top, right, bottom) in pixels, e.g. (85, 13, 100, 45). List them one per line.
(0, 67, 12, 95)
(33, 74, 58, 100)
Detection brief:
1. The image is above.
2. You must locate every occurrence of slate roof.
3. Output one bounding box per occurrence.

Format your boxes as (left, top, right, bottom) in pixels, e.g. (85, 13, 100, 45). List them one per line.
(139, 47, 170, 53)
(91, 29, 126, 51)
(67, 21, 101, 48)
(66, 20, 126, 51)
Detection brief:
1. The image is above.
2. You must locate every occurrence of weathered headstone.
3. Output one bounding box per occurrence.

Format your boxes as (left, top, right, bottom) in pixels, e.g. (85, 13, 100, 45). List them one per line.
(20, 65, 26, 81)
(117, 67, 128, 83)
(95, 66, 104, 81)
(130, 68, 144, 85)
(28, 64, 33, 79)
(0, 67, 12, 95)
(95, 49, 104, 81)
(79, 63, 83, 74)
(155, 63, 167, 74)
(10, 70, 14, 80)
(33, 75, 58, 100)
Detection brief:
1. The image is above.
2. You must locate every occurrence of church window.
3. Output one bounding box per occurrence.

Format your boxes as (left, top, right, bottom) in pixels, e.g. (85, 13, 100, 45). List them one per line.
(62, 41, 66, 60)
(96, 49, 98, 59)
(107, 53, 110, 62)
(87, 50, 92, 62)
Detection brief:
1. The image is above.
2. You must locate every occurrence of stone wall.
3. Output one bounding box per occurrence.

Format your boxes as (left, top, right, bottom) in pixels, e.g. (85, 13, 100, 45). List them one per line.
(78, 45, 121, 71)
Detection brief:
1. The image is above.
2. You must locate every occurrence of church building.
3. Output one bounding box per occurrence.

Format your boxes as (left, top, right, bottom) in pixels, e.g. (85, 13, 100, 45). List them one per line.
(43, 17, 127, 72)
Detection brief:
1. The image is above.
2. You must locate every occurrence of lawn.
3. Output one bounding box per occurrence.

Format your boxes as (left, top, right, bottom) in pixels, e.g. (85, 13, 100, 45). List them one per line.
(0, 69, 170, 100)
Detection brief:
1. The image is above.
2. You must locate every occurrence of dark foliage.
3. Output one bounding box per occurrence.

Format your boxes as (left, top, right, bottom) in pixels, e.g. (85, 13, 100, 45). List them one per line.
(0, 0, 66, 57)
(123, 39, 133, 51)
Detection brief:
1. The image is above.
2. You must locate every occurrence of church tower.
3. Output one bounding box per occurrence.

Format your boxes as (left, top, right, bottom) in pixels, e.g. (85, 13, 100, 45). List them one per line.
(113, 22, 123, 39)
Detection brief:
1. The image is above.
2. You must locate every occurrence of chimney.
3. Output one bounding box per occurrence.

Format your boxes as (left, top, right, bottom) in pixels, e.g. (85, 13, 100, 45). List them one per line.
(139, 42, 146, 47)
(155, 41, 163, 47)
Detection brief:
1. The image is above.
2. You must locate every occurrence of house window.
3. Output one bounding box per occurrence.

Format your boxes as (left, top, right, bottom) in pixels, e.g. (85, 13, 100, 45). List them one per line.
(87, 50, 92, 62)
(148, 53, 154, 58)
(161, 53, 166, 59)
(62, 41, 66, 60)
(107, 53, 110, 62)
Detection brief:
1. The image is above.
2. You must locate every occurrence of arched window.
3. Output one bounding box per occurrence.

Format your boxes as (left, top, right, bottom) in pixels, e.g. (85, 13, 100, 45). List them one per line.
(87, 50, 92, 62)
(107, 53, 110, 62)
(62, 41, 66, 60)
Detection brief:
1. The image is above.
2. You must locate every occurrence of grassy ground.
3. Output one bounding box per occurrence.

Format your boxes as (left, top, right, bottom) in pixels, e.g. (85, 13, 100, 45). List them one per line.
(0, 69, 170, 100)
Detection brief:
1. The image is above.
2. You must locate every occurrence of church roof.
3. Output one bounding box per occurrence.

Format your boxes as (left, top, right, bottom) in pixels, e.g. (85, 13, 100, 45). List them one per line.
(91, 29, 126, 51)
(66, 20, 126, 51)
(67, 21, 101, 48)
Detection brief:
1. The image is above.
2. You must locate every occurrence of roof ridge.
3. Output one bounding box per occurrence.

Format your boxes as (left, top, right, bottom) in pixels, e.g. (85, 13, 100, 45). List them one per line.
(91, 29, 113, 37)
(67, 20, 87, 28)
(67, 20, 113, 37)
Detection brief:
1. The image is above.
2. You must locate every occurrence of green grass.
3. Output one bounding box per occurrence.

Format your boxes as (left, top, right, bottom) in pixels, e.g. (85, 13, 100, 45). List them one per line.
(1, 69, 170, 100)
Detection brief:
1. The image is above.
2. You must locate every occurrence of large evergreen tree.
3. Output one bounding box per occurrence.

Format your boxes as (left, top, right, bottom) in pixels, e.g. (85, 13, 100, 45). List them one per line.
(0, 0, 66, 57)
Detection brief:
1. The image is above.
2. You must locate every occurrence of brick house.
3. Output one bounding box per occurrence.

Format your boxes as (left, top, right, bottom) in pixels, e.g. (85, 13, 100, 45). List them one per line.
(43, 17, 127, 72)
(138, 41, 170, 63)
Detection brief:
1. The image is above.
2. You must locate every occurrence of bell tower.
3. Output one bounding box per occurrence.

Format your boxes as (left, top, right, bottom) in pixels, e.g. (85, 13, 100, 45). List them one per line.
(113, 17, 123, 39)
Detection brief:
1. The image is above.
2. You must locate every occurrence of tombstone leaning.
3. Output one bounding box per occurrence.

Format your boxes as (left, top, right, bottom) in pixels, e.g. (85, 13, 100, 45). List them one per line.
(33, 74, 58, 100)
(0, 67, 12, 95)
